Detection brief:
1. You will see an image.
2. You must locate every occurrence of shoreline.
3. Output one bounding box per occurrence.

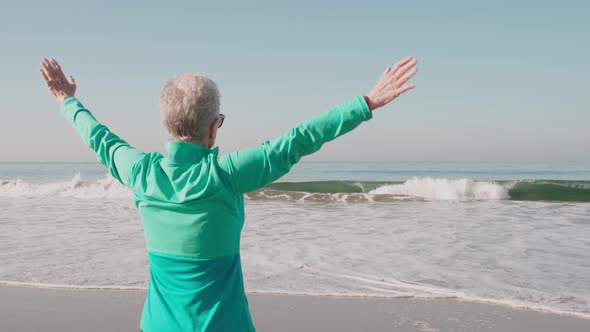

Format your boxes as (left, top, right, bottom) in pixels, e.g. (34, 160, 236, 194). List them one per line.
(2, 285, 590, 331)
(2, 280, 588, 321)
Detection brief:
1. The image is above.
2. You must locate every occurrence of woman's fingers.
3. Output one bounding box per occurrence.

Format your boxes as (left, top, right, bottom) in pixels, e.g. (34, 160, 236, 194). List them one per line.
(397, 67, 418, 86)
(51, 58, 68, 81)
(42, 58, 51, 69)
(42, 58, 60, 80)
(51, 58, 60, 70)
(51, 59, 64, 77)
(393, 58, 417, 81)
(395, 83, 416, 96)
(41, 59, 51, 76)
(378, 66, 391, 82)
(42, 58, 62, 80)
(391, 56, 413, 73)
(40, 67, 50, 81)
(41, 58, 70, 85)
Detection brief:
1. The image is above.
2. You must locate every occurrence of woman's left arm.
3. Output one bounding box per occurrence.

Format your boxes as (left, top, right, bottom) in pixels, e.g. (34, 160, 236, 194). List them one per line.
(41, 58, 145, 187)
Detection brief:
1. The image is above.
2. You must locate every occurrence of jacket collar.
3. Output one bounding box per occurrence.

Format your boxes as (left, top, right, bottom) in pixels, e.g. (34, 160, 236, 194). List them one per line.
(165, 141, 218, 163)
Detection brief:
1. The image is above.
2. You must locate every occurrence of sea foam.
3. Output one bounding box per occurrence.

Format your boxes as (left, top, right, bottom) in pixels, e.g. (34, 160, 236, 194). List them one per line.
(0, 174, 130, 199)
(369, 177, 510, 200)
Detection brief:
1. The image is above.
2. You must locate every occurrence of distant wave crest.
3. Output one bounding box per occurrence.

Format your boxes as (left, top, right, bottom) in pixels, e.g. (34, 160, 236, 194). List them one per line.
(258, 178, 590, 202)
(1, 176, 589, 202)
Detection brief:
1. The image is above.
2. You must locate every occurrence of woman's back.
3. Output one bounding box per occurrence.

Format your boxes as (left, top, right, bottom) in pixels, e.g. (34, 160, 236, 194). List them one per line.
(135, 142, 243, 259)
(132, 142, 253, 331)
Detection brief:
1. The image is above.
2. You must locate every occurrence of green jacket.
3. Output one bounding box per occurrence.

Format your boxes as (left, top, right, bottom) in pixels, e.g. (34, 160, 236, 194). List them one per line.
(61, 96, 372, 331)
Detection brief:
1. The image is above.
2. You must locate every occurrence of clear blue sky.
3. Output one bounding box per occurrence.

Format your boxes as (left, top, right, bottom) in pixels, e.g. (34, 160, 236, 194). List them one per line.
(0, 0, 588, 162)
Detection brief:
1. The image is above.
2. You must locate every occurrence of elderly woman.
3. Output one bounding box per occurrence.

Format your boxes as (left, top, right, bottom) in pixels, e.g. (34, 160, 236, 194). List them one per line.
(40, 56, 417, 332)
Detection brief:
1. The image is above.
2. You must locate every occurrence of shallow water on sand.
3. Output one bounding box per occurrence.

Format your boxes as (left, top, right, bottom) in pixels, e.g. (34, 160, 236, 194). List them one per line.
(1, 161, 589, 317)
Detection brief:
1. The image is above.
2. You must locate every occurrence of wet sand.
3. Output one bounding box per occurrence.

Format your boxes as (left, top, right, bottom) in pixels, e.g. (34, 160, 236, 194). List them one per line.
(1, 285, 589, 331)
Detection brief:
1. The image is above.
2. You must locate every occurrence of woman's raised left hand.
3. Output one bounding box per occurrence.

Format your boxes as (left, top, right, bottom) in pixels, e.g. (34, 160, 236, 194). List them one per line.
(365, 56, 418, 112)
(40, 58, 77, 103)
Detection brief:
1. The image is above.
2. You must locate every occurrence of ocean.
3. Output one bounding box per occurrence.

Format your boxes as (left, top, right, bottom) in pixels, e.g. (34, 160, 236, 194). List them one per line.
(1, 161, 589, 318)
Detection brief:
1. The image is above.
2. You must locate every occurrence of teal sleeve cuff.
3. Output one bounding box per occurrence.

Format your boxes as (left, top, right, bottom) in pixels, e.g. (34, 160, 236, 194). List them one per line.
(60, 97, 92, 124)
(356, 95, 373, 120)
(60, 96, 80, 112)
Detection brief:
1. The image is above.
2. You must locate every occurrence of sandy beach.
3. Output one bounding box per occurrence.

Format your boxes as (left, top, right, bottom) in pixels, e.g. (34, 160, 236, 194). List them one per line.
(1, 285, 589, 331)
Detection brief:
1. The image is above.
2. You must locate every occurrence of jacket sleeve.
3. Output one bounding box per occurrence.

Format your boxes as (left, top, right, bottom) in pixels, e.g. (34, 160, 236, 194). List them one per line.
(218, 96, 372, 193)
(60, 97, 145, 187)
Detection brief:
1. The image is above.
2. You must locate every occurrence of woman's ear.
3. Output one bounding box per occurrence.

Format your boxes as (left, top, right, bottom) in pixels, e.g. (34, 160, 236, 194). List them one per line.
(208, 119, 219, 148)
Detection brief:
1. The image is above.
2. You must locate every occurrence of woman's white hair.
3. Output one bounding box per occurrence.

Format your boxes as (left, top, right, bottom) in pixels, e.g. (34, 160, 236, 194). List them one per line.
(159, 73, 220, 140)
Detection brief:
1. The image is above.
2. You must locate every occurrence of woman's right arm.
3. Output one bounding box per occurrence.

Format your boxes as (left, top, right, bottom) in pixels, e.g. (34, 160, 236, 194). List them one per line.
(219, 56, 418, 194)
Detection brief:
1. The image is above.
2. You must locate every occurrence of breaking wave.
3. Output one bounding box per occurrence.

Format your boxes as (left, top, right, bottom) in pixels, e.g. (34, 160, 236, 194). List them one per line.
(1, 175, 588, 202)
